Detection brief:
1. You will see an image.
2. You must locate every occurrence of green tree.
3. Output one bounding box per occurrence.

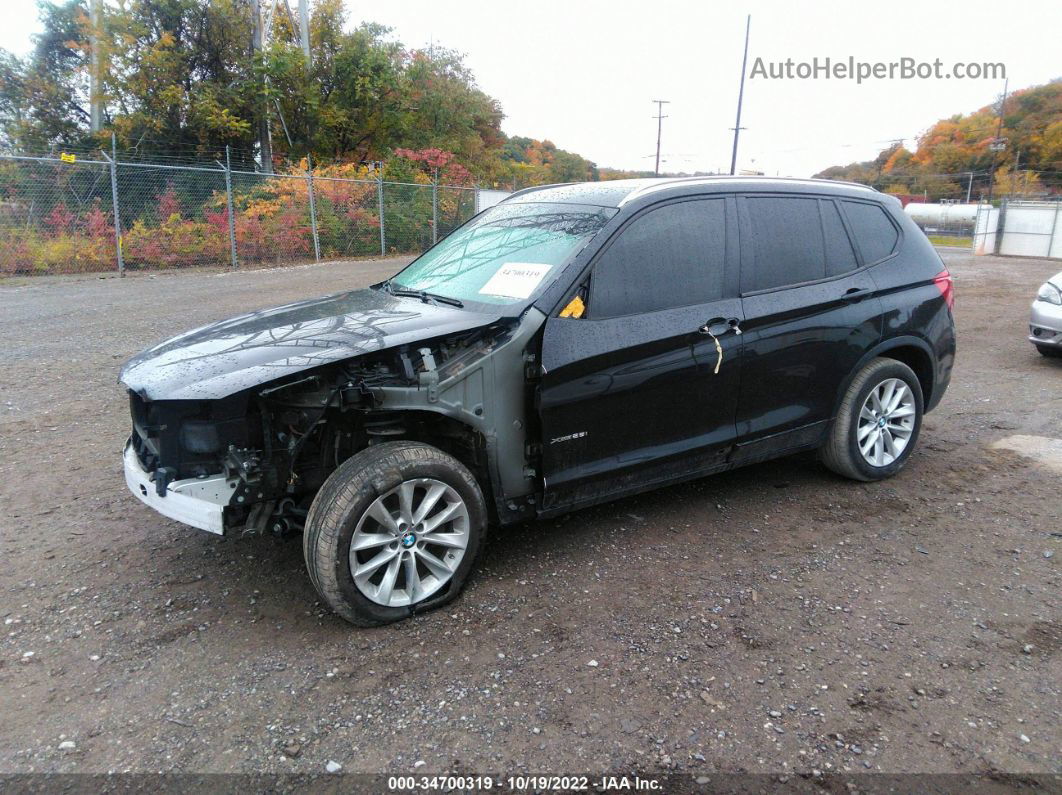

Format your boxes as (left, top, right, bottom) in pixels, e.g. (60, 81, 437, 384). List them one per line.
(0, 0, 618, 190)
(2, 1, 91, 151)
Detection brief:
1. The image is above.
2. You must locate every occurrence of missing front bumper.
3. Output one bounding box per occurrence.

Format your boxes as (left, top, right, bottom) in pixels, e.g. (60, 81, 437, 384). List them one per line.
(123, 442, 234, 535)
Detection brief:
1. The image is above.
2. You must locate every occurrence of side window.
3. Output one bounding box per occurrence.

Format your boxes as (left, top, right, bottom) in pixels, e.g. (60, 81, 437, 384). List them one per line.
(589, 199, 726, 318)
(742, 197, 825, 292)
(821, 200, 858, 276)
(841, 200, 899, 264)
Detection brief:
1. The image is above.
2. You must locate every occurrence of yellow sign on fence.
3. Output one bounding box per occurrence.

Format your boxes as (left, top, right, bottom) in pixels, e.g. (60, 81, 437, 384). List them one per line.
(59, 152, 76, 163)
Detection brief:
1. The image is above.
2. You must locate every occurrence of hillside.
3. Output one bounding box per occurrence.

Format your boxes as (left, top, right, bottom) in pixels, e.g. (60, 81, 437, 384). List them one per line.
(814, 79, 1062, 201)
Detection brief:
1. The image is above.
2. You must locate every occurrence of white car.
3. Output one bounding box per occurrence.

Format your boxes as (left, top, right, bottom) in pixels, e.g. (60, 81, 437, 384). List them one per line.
(1030, 270, 1062, 358)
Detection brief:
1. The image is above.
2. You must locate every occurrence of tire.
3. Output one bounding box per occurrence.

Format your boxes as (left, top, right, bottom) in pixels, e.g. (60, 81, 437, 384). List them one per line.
(303, 441, 487, 627)
(1035, 344, 1062, 359)
(820, 357, 924, 482)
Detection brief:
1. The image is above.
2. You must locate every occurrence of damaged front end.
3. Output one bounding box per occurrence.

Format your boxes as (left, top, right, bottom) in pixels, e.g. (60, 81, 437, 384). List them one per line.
(122, 313, 542, 536)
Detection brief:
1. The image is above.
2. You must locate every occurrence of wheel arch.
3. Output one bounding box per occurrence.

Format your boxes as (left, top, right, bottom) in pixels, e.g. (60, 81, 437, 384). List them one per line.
(832, 336, 935, 421)
(358, 409, 499, 518)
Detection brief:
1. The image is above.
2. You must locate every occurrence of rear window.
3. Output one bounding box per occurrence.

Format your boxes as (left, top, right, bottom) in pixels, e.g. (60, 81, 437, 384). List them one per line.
(842, 200, 899, 263)
(742, 197, 825, 292)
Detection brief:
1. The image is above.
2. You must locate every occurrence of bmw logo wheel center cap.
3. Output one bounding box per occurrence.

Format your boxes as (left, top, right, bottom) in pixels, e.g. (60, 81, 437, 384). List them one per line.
(401, 532, 417, 549)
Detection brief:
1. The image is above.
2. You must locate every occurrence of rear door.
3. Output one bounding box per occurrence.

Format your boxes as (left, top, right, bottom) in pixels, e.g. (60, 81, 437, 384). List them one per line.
(538, 196, 742, 510)
(733, 194, 885, 463)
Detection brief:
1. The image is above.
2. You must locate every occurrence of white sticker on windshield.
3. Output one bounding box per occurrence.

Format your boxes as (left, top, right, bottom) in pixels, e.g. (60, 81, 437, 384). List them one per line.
(478, 262, 553, 299)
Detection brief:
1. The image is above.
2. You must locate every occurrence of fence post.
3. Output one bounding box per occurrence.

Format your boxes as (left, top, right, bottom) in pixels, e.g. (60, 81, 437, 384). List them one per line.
(377, 164, 386, 257)
(222, 146, 238, 269)
(103, 133, 124, 275)
(1047, 200, 1061, 259)
(432, 167, 439, 246)
(995, 200, 1007, 255)
(306, 153, 320, 262)
(972, 203, 981, 254)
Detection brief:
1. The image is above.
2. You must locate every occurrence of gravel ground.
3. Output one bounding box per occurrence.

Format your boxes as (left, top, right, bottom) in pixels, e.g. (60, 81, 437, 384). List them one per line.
(0, 251, 1059, 778)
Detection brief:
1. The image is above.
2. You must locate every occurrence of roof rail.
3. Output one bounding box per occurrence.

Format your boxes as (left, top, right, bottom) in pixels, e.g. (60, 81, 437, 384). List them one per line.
(618, 175, 877, 205)
(498, 175, 878, 208)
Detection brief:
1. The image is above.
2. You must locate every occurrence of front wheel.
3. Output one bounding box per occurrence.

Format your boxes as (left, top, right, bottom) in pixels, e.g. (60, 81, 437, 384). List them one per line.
(820, 358, 924, 482)
(303, 441, 487, 626)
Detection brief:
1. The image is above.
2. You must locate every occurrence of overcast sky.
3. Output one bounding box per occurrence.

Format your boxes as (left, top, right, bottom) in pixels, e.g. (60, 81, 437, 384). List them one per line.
(2, 0, 1060, 177)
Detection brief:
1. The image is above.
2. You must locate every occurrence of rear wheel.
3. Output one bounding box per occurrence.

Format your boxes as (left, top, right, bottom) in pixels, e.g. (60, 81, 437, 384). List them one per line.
(303, 441, 487, 626)
(821, 358, 924, 482)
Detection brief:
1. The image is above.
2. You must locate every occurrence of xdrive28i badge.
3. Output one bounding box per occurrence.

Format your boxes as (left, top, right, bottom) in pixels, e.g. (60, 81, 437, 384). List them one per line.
(550, 431, 588, 445)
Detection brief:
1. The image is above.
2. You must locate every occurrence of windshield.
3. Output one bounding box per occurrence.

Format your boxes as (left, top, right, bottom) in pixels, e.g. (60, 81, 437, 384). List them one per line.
(390, 202, 617, 308)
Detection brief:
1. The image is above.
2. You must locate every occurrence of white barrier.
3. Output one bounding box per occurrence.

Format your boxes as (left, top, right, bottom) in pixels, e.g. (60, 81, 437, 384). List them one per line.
(475, 188, 512, 213)
(973, 204, 1000, 255)
(998, 202, 1062, 258)
(973, 201, 1062, 259)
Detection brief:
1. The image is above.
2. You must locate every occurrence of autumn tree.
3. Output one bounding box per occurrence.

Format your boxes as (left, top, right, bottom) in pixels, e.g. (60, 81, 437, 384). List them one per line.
(3, 0, 667, 190)
(816, 79, 1062, 201)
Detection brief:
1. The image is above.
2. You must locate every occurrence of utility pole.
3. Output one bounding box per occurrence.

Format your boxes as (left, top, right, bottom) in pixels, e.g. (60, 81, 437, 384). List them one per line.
(297, 0, 311, 64)
(1014, 148, 1022, 198)
(729, 14, 751, 176)
(652, 100, 669, 177)
(104, 132, 123, 275)
(966, 171, 974, 203)
(874, 138, 903, 189)
(985, 78, 1008, 206)
(252, 0, 274, 173)
(89, 0, 102, 132)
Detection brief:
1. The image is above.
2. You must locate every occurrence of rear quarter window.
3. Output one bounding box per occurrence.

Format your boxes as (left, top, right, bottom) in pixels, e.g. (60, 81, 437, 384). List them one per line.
(841, 200, 899, 264)
(821, 200, 858, 276)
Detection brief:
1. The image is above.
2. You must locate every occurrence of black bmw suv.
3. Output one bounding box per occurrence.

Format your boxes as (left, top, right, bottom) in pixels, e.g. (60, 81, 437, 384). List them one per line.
(121, 176, 955, 626)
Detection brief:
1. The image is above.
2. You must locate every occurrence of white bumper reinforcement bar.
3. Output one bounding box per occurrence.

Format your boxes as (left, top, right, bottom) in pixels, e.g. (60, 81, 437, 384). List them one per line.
(123, 442, 234, 535)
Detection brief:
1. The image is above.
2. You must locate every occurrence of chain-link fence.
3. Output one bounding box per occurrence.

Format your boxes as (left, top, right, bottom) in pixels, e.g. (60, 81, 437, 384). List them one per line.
(0, 155, 118, 275)
(0, 153, 505, 276)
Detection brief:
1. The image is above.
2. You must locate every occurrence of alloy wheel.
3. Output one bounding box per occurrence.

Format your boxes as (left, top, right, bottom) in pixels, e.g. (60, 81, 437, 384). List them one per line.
(857, 377, 916, 467)
(348, 478, 470, 607)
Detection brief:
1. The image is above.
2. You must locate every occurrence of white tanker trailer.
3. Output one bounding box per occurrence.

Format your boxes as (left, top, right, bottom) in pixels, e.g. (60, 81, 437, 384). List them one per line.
(903, 202, 984, 229)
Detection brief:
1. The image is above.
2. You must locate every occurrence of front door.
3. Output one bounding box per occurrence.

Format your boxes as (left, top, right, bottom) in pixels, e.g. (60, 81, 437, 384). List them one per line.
(538, 196, 743, 512)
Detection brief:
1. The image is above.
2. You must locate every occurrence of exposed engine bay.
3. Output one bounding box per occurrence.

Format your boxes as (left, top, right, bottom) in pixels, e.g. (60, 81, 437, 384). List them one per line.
(126, 318, 539, 535)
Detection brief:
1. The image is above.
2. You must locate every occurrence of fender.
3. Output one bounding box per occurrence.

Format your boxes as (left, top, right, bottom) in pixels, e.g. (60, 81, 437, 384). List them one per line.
(830, 334, 937, 421)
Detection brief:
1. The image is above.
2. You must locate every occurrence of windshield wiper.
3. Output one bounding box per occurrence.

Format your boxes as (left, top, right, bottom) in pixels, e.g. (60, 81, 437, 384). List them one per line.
(389, 287, 464, 308)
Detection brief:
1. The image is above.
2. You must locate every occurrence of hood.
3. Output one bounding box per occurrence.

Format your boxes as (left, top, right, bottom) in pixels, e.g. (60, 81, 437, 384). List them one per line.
(120, 287, 501, 400)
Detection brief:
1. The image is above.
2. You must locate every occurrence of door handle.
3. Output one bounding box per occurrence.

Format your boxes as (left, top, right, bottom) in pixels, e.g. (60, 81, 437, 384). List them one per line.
(699, 317, 742, 336)
(843, 287, 871, 303)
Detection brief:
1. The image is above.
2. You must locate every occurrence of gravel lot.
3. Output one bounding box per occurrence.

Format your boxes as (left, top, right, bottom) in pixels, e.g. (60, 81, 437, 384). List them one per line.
(0, 251, 1059, 778)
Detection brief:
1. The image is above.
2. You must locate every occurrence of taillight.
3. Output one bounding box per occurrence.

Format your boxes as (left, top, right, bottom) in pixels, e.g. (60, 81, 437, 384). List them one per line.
(933, 269, 954, 310)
